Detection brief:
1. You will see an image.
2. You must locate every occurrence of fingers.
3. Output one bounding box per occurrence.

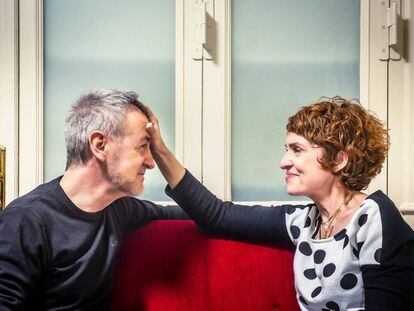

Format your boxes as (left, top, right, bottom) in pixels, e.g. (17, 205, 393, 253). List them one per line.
(141, 105, 158, 125)
(141, 105, 162, 143)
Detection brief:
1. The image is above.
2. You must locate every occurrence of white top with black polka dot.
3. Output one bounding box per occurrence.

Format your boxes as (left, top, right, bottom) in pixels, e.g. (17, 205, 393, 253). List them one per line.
(286, 198, 381, 310)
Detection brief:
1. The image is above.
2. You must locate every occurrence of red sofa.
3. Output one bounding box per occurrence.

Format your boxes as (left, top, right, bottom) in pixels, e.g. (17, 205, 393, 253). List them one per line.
(108, 220, 299, 311)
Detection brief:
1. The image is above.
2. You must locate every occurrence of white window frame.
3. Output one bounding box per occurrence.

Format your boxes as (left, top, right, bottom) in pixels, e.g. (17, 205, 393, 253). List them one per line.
(201, 0, 390, 204)
(0, 0, 19, 204)
(3, 0, 413, 215)
(387, 0, 414, 213)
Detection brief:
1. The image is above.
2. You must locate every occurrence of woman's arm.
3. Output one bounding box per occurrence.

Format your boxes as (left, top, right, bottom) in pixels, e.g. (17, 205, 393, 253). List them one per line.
(166, 169, 292, 241)
(144, 107, 296, 242)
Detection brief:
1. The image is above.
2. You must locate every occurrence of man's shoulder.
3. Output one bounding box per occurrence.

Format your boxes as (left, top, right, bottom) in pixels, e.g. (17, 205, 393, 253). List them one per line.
(113, 196, 147, 207)
(4, 177, 62, 218)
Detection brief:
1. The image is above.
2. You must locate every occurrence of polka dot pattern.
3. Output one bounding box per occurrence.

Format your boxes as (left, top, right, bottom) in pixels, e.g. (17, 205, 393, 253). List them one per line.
(311, 286, 322, 298)
(290, 226, 300, 239)
(340, 273, 357, 290)
(284, 194, 387, 310)
(358, 214, 368, 226)
(374, 248, 382, 263)
(287, 206, 296, 214)
(304, 216, 312, 228)
(303, 268, 317, 280)
(352, 241, 365, 259)
(334, 229, 347, 240)
(323, 263, 336, 277)
(299, 242, 312, 256)
(314, 250, 326, 264)
(342, 235, 349, 249)
(298, 296, 308, 305)
(352, 247, 360, 259)
(326, 301, 340, 310)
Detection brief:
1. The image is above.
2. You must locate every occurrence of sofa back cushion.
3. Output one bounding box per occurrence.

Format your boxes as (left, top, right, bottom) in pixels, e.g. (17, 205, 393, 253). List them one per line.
(108, 220, 299, 310)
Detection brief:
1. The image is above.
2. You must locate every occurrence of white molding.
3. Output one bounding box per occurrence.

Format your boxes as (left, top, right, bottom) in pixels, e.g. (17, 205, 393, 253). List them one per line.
(224, 0, 231, 201)
(400, 203, 414, 213)
(387, 0, 414, 211)
(175, 0, 184, 163)
(360, 0, 370, 108)
(366, 0, 388, 195)
(19, 0, 43, 195)
(202, 0, 231, 200)
(0, 0, 19, 204)
(179, 0, 203, 181)
(235, 201, 312, 207)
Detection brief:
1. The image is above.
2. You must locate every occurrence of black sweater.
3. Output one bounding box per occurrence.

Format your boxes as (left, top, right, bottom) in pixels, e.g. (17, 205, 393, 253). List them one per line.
(0, 177, 186, 310)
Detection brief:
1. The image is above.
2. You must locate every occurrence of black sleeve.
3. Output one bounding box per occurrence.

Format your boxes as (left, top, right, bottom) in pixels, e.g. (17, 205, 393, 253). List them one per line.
(0, 208, 48, 310)
(361, 193, 414, 310)
(166, 170, 291, 242)
(115, 197, 189, 233)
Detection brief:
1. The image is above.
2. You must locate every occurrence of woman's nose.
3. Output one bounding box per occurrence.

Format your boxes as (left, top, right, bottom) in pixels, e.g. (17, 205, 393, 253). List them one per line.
(280, 152, 293, 170)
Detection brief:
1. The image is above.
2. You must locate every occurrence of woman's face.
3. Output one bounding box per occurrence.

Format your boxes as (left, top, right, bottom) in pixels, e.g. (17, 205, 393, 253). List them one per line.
(280, 132, 336, 198)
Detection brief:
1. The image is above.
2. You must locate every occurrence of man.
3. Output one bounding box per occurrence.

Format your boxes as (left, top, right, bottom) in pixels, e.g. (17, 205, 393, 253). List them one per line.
(0, 90, 186, 310)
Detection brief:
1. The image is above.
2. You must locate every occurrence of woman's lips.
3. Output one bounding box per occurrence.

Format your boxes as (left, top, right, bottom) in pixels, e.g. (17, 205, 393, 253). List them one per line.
(285, 172, 298, 181)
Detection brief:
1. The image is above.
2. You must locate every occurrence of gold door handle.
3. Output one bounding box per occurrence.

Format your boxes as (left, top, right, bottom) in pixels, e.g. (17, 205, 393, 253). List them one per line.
(0, 145, 5, 211)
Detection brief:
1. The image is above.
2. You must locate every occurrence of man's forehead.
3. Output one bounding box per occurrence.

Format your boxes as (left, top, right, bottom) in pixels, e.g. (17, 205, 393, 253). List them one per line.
(122, 109, 150, 137)
(128, 105, 149, 121)
(126, 108, 149, 124)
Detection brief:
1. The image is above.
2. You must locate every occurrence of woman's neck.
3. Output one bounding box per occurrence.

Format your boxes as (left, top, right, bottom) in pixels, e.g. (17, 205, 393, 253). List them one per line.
(311, 187, 368, 238)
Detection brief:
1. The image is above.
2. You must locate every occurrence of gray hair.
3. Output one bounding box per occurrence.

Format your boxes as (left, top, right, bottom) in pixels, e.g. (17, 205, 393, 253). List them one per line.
(64, 89, 146, 168)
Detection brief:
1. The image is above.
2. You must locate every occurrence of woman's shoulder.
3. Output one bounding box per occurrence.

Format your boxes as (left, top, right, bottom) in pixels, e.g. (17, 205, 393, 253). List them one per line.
(284, 203, 318, 243)
(362, 190, 411, 228)
(354, 190, 414, 264)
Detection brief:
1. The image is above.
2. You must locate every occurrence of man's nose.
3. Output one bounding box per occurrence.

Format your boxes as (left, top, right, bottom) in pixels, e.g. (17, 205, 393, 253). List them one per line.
(145, 149, 155, 169)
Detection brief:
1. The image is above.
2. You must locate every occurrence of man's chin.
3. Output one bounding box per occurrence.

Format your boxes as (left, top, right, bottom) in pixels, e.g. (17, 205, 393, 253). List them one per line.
(129, 186, 144, 197)
(117, 182, 143, 197)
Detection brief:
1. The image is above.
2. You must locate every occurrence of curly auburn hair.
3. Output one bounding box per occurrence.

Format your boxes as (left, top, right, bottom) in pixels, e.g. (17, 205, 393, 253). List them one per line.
(286, 96, 389, 191)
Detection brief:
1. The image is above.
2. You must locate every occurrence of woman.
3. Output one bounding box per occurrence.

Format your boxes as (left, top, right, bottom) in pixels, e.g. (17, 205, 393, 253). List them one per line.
(145, 97, 414, 310)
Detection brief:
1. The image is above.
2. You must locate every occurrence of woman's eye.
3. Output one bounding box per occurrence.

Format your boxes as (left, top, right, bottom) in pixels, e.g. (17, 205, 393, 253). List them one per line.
(293, 147, 302, 154)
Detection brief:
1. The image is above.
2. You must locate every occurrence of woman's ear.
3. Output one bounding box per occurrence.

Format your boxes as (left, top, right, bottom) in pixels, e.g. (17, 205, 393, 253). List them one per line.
(89, 131, 108, 162)
(333, 150, 348, 173)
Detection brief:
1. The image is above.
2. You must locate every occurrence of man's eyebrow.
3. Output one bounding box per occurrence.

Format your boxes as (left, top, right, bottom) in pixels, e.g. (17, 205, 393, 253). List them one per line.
(138, 136, 150, 144)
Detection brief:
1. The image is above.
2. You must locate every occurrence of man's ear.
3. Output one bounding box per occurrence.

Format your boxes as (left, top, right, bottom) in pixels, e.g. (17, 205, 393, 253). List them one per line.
(333, 150, 348, 173)
(89, 131, 108, 162)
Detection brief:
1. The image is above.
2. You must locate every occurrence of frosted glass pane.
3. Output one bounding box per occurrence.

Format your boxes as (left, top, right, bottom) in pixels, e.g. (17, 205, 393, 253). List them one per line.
(44, 0, 175, 200)
(232, 0, 360, 201)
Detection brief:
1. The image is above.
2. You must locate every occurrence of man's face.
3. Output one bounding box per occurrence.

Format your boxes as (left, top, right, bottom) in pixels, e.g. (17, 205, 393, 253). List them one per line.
(106, 108, 155, 196)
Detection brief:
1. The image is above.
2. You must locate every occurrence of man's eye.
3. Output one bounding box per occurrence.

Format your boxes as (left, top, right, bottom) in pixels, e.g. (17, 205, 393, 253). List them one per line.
(293, 147, 302, 154)
(137, 144, 149, 150)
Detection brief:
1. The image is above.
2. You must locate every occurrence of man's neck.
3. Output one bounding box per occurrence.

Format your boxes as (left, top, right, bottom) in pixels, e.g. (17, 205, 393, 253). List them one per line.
(59, 162, 124, 213)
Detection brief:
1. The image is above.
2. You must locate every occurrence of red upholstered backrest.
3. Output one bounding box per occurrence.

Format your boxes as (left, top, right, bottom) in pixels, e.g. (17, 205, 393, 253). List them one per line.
(108, 220, 299, 311)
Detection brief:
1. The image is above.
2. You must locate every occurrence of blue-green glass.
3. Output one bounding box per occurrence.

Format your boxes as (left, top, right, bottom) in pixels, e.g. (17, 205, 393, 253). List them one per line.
(232, 0, 360, 201)
(44, 0, 175, 200)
